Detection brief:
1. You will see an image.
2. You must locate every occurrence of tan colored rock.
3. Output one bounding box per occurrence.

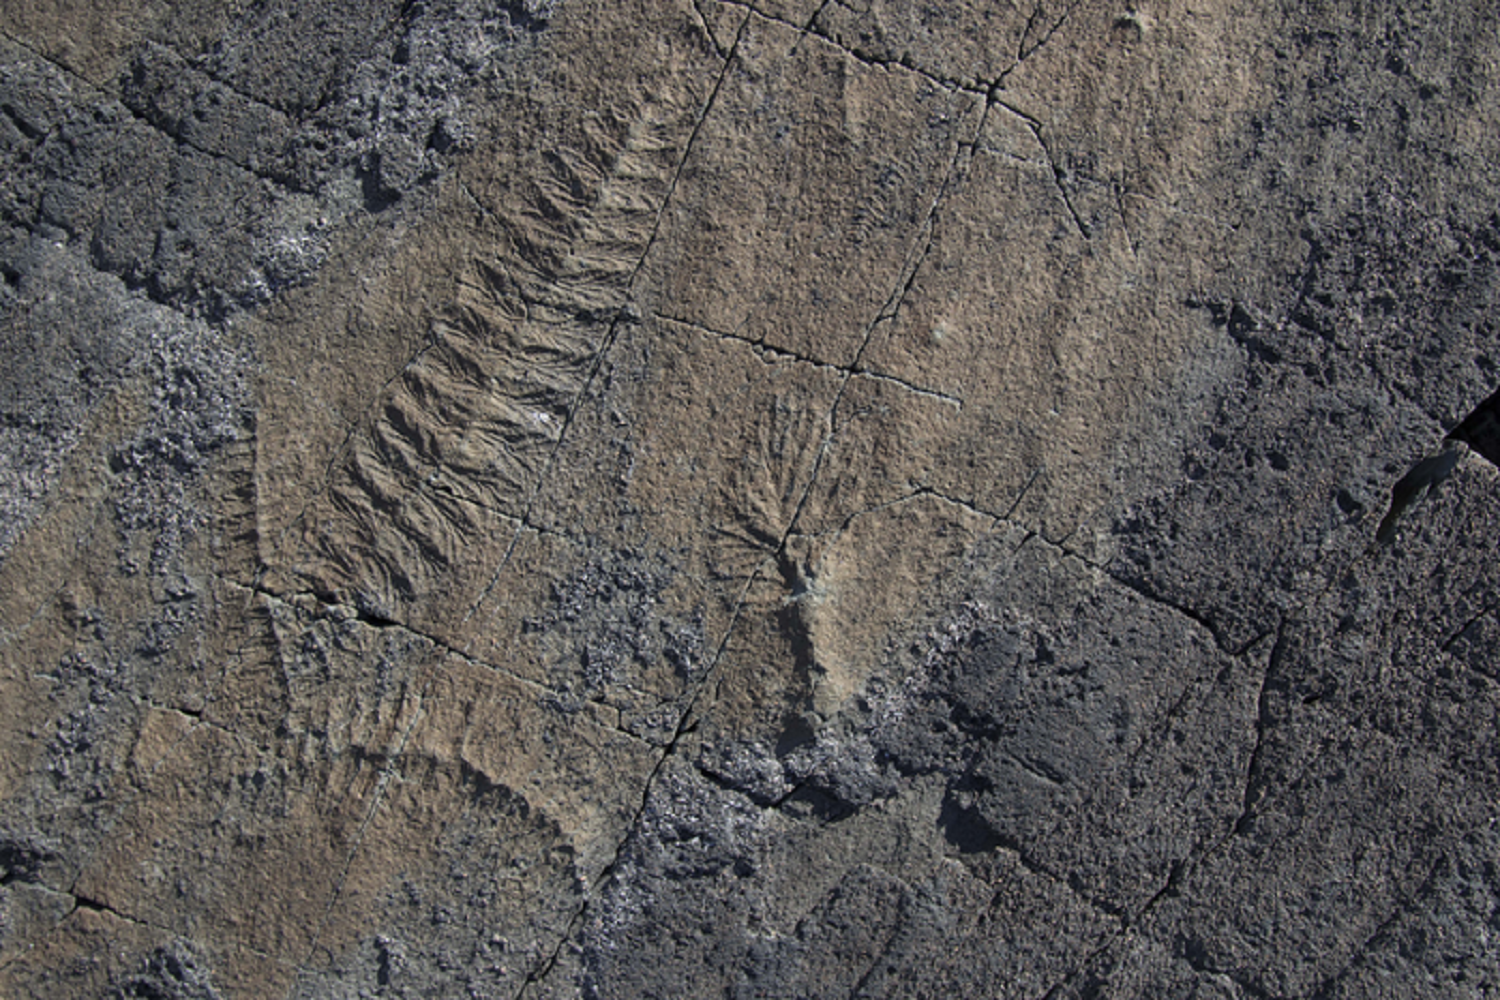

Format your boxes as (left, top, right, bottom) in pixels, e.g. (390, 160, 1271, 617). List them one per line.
(3, 0, 1500, 996)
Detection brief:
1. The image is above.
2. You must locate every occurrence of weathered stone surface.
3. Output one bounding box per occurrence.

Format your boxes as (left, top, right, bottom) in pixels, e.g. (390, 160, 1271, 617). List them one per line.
(3, 0, 1499, 997)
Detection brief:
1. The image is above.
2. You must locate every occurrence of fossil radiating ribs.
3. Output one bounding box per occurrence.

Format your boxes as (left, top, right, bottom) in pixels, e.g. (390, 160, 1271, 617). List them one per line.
(293, 89, 703, 615)
(712, 396, 828, 583)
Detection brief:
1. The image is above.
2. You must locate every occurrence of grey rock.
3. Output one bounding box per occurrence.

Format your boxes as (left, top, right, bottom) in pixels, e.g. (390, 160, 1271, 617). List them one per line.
(1375, 440, 1462, 544)
(2, 0, 1500, 997)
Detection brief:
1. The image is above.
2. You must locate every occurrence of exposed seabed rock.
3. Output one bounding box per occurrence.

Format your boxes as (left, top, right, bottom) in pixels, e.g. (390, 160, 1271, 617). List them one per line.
(2, 1, 1499, 996)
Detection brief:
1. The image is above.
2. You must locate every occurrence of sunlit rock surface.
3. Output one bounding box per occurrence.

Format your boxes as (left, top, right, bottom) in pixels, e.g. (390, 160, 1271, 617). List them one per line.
(2, 1, 1499, 996)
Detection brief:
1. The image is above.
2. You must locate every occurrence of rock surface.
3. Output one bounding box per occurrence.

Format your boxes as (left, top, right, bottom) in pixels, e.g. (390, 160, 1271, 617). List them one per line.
(2, 0, 1499, 997)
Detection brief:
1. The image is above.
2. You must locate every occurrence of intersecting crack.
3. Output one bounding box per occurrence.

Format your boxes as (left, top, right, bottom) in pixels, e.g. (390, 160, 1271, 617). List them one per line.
(654, 310, 963, 408)
(245, 580, 579, 707)
(505, 55, 1163, 991)
(689, 0, 734, 60)
(1305, 851, 1449, 997)
(10, 2, 1495, 996)
(514, 32, 996, 997)
(993, 97, 1093, 239)
(1011, 0, 1086, 69)
(733, 0, 1087, 96)
(1, 28, 305, 196)
(450, 18, 762, 995)
(725, 1, 989, 97)
(460, 14, 752, 634)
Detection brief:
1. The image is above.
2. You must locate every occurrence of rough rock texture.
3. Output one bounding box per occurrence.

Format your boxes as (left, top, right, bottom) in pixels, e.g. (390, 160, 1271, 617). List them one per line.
(2, 0, 1499, 997)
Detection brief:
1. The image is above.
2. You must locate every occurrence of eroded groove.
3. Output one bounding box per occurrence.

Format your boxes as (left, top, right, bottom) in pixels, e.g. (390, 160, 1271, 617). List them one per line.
(1233, 617, 1286, 837)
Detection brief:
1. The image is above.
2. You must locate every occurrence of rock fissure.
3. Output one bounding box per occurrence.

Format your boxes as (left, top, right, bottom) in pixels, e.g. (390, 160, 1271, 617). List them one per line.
(1440, 602, 1497, 653)
(1034, 854, 1224, 1000)
(1053, 541, 1228, 648)
(689, 0, 733, 60)
(1097, 565, 1226, 647)
(462, 13, 750, 631)
(6, 1, 1500, 996)
(1001, 466, 1044, 521)
(1114, 181, 1139, 257)
(0, 27, 103, 86)
(654, 309, 962, 406)
(727, 1, 989, 97)
(518, 709, 709, 995)
(628, 12, 749, 283)
(514, 897, 590, 1000)
(244, 580, 585, 704)
(111, 80, 307, 200)
(986, 94, 1094, 239)
(1231, 618, 1285, 839)
(65, 889, 164, 934)
(1011, 0, 1085, 68)
(1306, 850, 1450, 998)
(150, 42, 296, 124)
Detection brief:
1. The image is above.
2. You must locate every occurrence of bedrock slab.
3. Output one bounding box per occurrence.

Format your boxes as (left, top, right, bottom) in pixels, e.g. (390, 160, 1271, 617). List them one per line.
(2, 0, 1499, 996)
